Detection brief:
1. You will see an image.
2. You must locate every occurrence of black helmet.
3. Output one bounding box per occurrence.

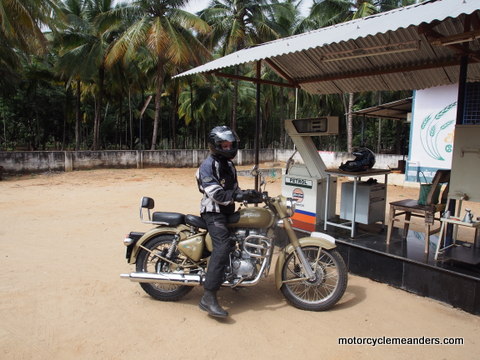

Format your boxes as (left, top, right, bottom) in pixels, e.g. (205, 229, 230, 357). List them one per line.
(208, 126, 240, 159)
(339, 147, 376, 172)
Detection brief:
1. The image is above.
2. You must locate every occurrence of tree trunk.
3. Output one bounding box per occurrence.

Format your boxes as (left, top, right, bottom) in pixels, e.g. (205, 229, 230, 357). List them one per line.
(347, 92, 354, 153)
(231, 67, 239, 131)
(128, 88, 133, 149)
(75, 79, 81, 150)
(377, 119, 382, 153)
(170, 82, 179, 149)
(190, 81, 198, 148)
(395, 121, 403, 154)
(93, 66, 105, 150)
(151, 61, 165, 150)
(63, 82, 70, 150)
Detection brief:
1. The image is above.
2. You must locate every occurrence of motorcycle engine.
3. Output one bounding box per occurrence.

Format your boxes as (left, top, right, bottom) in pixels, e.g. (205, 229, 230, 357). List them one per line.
(228, 229, 269, 281)
(231, 253, 256, 279)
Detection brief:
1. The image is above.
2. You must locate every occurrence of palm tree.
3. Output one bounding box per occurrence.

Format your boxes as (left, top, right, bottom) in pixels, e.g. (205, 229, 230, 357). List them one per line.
(0, 0, 58, 91)
(199, 0, 281, 131)
(309, 0, 378, 26)
(55, 0, 87, 150)
(0, 0, 56, 53)
(268, 0, 308, 37)
(106, 0, 211, 150)
(55, 0, 122, 150)
(379, 0, 416, 12)
(177, 76, 219, 148)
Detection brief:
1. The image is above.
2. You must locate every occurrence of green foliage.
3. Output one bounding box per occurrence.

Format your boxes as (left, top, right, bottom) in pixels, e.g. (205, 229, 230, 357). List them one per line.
(0, 0, 413, 153)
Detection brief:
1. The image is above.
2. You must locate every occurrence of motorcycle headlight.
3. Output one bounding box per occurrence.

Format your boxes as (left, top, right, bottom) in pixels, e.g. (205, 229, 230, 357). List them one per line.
(285, 198, 296, 217)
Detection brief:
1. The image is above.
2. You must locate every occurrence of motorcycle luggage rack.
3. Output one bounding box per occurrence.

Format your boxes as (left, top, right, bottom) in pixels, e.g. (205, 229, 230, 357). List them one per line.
(139, 196, 169, 225)
(139, 196, 189, 226)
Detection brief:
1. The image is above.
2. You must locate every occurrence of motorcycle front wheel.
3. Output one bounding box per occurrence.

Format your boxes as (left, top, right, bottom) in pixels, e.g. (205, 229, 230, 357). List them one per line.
(280, 246, 347, 311)
(136, 235, 193, 301)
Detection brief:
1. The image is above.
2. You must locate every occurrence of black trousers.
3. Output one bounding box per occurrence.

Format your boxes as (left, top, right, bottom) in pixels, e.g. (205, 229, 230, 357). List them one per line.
(202, 212, 232, 291)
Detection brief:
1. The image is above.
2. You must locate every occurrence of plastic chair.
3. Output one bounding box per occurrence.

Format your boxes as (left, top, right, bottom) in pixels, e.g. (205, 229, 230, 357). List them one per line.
(386, 170, 451, 254)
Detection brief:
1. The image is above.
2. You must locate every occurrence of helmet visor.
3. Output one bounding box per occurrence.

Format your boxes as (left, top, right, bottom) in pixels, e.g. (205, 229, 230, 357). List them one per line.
(213, 128, 239, 144)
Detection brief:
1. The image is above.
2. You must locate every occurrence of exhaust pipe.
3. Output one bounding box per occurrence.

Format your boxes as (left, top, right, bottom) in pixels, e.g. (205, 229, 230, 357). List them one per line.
(120, 272, 202, 286)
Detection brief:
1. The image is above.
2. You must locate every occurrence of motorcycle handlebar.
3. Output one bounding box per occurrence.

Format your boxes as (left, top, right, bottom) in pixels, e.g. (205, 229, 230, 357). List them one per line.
(235, 189, 264, 203)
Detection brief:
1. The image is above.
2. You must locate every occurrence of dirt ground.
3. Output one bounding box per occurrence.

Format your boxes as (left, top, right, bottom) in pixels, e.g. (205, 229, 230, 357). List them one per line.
(1, 166, 479, 360)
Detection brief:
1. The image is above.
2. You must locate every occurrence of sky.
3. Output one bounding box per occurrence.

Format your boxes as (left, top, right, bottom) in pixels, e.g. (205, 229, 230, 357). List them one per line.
(182, 0, 314, 16)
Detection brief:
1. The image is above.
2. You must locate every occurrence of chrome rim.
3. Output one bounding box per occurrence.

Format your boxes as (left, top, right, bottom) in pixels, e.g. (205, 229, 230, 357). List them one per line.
(283, 247, 340, 304)
(142, 241, 183, 292)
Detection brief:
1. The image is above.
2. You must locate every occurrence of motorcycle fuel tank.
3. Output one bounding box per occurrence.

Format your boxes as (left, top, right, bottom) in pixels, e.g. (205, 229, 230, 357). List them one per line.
(228, 207, 275, 229)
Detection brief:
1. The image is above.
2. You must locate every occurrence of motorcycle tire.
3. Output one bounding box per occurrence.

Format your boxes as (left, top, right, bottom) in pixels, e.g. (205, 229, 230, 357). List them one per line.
(136, 235, 193, 301)
(280, 246, 347, 311)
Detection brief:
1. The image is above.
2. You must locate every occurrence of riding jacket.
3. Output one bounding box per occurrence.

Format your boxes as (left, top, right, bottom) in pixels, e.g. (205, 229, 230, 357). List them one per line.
(196, 154, 239, 214)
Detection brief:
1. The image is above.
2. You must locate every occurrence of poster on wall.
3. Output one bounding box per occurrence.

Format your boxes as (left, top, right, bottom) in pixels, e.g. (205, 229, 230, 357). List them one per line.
(406, 84, 458, 182)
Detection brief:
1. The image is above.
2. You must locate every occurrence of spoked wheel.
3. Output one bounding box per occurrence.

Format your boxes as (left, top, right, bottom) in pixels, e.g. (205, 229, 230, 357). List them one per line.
(280, 246, 347, 311)
(136, 235, 193, 301)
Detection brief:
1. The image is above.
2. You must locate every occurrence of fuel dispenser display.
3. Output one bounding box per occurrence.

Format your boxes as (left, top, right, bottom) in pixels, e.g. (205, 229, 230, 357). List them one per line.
(282, 117, 339, 232)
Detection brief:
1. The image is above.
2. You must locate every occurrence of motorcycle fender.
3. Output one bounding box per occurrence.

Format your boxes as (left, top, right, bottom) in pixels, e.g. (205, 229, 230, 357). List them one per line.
(274, 234, 337, 290)
(128, 226, 187, 264)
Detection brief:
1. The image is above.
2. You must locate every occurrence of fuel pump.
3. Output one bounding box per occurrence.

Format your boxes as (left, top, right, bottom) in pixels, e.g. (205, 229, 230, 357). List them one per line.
(282, 117, 339, 232)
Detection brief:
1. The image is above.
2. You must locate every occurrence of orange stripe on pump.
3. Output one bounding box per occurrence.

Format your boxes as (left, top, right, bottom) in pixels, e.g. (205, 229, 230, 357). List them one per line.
(291, 219, 316, 232)
(292, 212, 316, 224)
(291, 211, 316, 232)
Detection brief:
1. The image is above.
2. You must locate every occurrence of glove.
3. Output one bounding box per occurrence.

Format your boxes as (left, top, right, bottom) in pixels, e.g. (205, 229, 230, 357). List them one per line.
(248, 190, 264, 203)
(234, 190, 263, 203)
(234, 190, 248, 202)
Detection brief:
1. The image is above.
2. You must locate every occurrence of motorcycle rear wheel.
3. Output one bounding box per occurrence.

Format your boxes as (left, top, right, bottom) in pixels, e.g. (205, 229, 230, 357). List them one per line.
(136, 235, 193, 301)
(280, 246, 347, 311)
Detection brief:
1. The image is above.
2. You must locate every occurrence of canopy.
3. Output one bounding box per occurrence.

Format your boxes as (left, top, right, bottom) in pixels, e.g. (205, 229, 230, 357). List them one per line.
(175, 0, 480, 95)
(352, 98, 413, 120)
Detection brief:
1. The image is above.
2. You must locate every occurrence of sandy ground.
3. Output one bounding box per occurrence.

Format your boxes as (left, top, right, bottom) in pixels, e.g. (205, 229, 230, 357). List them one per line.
(1, 167, 479, 360)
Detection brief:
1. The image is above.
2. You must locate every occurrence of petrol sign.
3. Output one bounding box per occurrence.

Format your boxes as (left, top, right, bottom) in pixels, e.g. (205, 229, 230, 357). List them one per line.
(284, 176, 313, 189)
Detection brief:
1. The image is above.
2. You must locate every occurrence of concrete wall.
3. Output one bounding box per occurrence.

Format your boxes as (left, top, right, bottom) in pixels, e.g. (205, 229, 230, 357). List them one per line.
(0, 151, 66, 173)
(0, 148, 403, 175)
(0, 149, 276, 175)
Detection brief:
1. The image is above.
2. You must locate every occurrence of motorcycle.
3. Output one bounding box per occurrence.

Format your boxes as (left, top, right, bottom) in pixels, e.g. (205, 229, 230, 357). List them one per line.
(121, 171, 348, 311)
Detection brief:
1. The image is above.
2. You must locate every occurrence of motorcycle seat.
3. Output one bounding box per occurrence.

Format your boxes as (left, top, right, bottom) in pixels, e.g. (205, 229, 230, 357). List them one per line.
(185, 214, 207, 229)
(152, 212, 185, 226)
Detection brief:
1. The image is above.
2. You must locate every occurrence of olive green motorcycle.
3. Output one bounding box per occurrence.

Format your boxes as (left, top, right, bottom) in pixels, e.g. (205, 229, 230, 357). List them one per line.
(121, 176, 348, 311)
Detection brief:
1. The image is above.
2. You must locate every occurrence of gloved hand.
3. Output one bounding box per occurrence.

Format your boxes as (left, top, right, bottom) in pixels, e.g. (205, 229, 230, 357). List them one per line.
(234, 189, 263, 203)
(247, 189, 264, 203)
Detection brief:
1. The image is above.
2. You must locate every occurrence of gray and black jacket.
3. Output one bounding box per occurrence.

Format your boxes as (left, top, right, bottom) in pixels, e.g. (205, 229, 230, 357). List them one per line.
(196, 154, 239, 214)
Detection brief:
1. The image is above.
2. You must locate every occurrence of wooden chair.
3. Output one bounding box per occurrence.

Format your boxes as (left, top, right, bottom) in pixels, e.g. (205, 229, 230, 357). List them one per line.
(386, 170, 451, 254)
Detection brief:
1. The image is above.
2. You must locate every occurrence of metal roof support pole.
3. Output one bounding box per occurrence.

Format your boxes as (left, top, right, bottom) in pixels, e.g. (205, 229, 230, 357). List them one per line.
(446, 54, 469, 247)
(456, 55, 468, 126)
(294, 88, 298, 119)
(255, 61, 261, 191)
(361, 115, 365, 146)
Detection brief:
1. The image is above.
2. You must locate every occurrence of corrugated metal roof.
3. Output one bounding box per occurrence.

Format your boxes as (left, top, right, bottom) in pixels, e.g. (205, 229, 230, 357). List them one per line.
(174, 0, 480, 94)
(352, 98, 413, 120)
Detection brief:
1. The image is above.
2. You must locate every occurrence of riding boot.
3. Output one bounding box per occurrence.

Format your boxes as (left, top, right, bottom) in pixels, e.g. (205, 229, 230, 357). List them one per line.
(199, 289, 229, 318)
